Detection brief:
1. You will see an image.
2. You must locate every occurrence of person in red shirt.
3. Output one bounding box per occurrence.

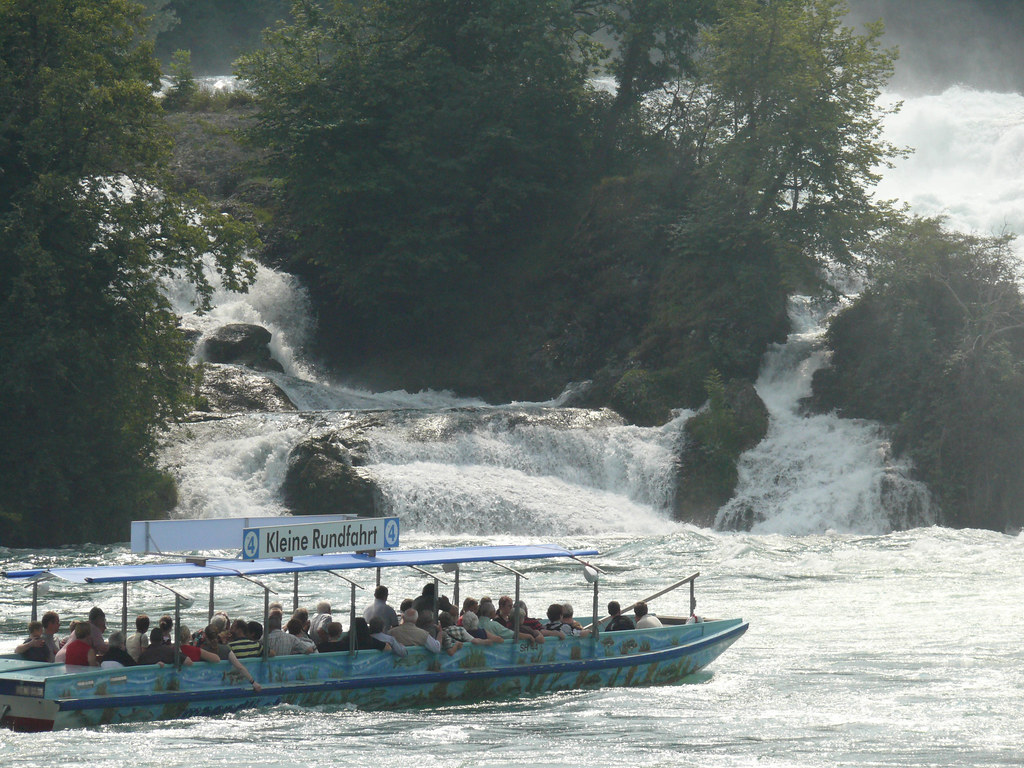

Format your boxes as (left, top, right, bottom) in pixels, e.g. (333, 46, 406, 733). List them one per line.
(63, 622, 98, 667)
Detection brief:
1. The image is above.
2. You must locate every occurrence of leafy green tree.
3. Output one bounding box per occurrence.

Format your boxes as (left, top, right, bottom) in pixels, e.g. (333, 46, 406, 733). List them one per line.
(0, 0, 256, 546)
(238, 0, 601, 354)
(656, 0, 903, 266)
(814, 217, 1024, 531)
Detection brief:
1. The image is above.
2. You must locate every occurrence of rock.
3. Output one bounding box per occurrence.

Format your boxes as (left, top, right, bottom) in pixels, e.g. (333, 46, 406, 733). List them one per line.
(281, 435, 382, 517)
(199, 323, 284, 373)
(673, 379, 769, 527)
(197, 364, 296, 413)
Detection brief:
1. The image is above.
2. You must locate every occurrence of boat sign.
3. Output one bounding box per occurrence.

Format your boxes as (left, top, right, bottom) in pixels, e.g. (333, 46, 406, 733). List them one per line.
(242, 517, 399, 559)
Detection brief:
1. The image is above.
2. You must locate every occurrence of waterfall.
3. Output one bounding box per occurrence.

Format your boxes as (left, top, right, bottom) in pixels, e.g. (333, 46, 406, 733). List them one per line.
(158, 87, 1023, 536)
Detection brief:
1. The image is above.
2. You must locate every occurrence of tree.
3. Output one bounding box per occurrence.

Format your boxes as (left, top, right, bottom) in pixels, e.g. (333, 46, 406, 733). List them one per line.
(655, 0, 903, 266)
(814, 217, 1024, 531)
(238, 0, 602, 355)
(0, 0, 256, 546)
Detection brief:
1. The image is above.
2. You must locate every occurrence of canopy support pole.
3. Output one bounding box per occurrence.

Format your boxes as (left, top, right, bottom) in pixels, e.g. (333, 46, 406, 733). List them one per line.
(262, 587, 270, 661)
(122, 582, 128, 636)
(209, 577, 215, 624)
(293, 572, 299, 614)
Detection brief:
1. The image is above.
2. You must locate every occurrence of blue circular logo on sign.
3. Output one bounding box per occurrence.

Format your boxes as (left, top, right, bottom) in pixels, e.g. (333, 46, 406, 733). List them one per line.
(243, 530, 259, 559)
(384, 519, 399, 547)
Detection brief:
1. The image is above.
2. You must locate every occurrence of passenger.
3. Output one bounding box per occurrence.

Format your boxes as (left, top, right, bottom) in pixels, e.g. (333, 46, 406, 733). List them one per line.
(14, 621, 51, 662)
(345, 617, 387, 651)
(178, 625, 204, 662)
(290, 608, 311, 639)
(512, 606, 551, 642)
(415, 609, 439, 637)
(459, 597, 479, 625)
(138, 628, 183, 666)
(604, 601, 635, 632)
(495, 595, 515, 628)
(516, 601, 562, 639)
(63, 621, 99, 667)
(100, 630, 136, 668)
(364, 585, 399, 631)
(200, 624, 262, 692)
(431, 612, 463, 655)
(265, 614, 316, 656)
(87, 606, 109, 655)
(545, 603, 579, 637)
(368, 616, 408, 657)
(634, 601, 663, 629)
(40, 611, 60, 660)
(436, 595, 457, 622)
(127, 614, 150, 661)
(228, 619, 262, 659)
(159, 615, 174, 644)
(288, 616, 317, 652)
(246, 621, 264, 649)
(460, 611, 503, 644)
(399, 598, 414, 613)
(388, 608, 442, 653)
(440, 612, 501, 648)
(317, 622, 348, 653)
(561, 604, 584, 633)
(478, 602, 540, 644)
(310, 601, 333, 644)
(53, 619, 79, 663)
(411, 582, 436, 614)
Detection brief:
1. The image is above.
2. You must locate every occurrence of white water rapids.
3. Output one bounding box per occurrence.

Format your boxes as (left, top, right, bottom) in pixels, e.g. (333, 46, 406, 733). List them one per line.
(162, 86, 1024, 538)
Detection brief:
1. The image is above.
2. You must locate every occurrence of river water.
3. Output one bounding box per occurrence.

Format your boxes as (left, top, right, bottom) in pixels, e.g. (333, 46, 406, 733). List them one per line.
(3, 86, 1024, 765)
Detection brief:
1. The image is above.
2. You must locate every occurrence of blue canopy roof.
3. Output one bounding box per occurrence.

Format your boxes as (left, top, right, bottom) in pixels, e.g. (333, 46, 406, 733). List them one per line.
(3, 545, 599, 585)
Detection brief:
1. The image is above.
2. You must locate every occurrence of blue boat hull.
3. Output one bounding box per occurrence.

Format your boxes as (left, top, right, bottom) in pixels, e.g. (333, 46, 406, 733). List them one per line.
(0, 618, 747, 730)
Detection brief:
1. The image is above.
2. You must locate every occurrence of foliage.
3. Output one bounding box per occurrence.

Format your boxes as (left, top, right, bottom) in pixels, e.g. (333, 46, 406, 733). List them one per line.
(162, 49, 198, 110)
(0, 0, 256, 546)
(813, 217, 1024, 530)
(238, 0, 602, 353)
(649, 0, 903, 265)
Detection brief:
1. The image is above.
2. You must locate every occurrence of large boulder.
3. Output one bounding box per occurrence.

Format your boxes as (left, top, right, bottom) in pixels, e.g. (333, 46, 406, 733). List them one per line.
(281, 435, 381, 517)
(673, 378, 769, 527)
(196, 364, 297, 413)
(199, 323, 284, 373)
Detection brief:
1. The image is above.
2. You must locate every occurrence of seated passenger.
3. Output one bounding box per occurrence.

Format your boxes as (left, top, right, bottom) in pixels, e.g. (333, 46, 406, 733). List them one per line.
(86, 606, 109, 656)
(478, 602, 540, 644)
(228, 618, 262, 659)
(388, 608, 442, 653)
(266, 614, 316, 656)
(317, 621, 348, 653)
(159, 615, 174, 644)
(63, 621, 99, 667)
(138, 627, 182, 666)
(177, 625, 204, 662)
(561, 603, 584, 633)
(440, 612, 501, 648)
(310, 601, 333, 645)
(127, 614, 150, 661)
(634, 601, 663, 629)
(199, 623, 262, 692)
(544, 603, 579, 637)
(458, 597, 479, 625)
(411, 582, 436, 614)
(100, 631, 137, 668)
(15, 620, 51, 662)
(460, 611, 503, 643)
(368, 616, 408, 657)
(516, 602, 562, 639)
(604, 601, 635, 632)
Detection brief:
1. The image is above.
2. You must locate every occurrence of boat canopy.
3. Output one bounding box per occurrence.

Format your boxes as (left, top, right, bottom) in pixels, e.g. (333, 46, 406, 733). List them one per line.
(3, 544, 599, 585)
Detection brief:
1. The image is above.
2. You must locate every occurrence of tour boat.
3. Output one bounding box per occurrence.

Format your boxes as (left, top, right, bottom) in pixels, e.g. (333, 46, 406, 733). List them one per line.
(0, 518, 748, 731)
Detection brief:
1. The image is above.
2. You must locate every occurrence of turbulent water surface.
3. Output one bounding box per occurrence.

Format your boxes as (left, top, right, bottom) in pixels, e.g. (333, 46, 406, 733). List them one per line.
(3, 87, 1023, 765)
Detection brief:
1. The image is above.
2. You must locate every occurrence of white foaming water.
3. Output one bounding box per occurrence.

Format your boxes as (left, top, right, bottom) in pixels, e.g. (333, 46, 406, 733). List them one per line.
(877, 87, 1024, 238)
(720, 298, 931, 534)
(723, 87, 1024, 533)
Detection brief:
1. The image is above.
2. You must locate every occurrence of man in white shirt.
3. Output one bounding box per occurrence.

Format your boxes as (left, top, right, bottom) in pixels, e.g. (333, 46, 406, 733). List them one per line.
(364, 585, 399, 631)
(634, 601, 663, 629)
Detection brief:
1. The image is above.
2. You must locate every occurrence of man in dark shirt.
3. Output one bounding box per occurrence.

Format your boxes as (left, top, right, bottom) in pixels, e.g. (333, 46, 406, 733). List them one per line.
(317, 622, 348, 653)
(604, 601, 635, 632)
